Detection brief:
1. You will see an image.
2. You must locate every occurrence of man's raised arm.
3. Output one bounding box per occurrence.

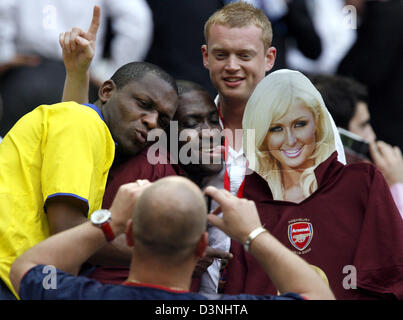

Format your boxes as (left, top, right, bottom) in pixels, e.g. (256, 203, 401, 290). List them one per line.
(60, 6, 100, 104)
(205, 186, 335, 300)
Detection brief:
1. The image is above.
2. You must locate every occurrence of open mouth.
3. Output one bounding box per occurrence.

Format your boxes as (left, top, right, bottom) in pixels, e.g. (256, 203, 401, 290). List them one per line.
(223, 77, 245, 87)
(281, 147, 303, 158)
(197, 144, 225, 165)
(200, 145, 225, 156)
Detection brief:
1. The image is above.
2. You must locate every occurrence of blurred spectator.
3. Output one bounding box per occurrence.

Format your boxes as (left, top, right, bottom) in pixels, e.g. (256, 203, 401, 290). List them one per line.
(144, 0, 224, 98)
(286, 0, 356, 74)
(338, 0, 403, 151)
(312, 74, 403, 216)
(0, 0, 152, 137)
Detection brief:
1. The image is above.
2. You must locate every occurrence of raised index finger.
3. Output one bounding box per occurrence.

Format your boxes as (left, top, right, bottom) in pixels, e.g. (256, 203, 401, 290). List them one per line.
(87, 5, 101, 38)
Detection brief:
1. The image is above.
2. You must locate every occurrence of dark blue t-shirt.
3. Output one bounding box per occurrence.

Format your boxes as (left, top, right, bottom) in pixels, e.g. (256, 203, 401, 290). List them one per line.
(19, 265, 304, 300)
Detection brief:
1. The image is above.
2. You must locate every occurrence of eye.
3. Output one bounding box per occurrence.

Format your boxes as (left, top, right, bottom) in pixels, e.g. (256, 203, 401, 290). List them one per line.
(184, 121, 199, 129)
(214, 52, 227, 60)
(295, 121, 307, 128)
(134, 97, 152, 110)
(269, 126, 282, 133)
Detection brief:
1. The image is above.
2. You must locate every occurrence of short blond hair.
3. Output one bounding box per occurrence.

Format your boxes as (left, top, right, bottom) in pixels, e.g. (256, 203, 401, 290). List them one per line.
(204, 1, 273, 51)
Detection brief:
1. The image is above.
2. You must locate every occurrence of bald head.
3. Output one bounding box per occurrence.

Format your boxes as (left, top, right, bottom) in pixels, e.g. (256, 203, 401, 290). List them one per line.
(132, 177, 207, 261)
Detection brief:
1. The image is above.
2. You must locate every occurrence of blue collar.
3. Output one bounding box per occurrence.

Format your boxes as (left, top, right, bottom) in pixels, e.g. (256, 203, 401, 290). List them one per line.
(83, 103, 104, 122)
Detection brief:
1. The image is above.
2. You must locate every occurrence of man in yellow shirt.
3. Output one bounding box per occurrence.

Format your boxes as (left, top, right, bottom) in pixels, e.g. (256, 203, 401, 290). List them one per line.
(0, 7, 178, 299)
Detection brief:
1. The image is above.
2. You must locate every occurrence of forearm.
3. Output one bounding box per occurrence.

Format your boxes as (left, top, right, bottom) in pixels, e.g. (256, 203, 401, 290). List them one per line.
(87, 233, 132, 266)
(62, 71, 90, 103)
(10, 221, 106, 293)
(47, 201, 132, 267)
(249, 232, 335, 300)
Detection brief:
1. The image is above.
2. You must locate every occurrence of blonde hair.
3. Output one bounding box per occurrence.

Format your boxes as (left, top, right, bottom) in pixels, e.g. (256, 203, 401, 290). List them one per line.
(204, 1, 273, 51)
(243, 69, 335, 200)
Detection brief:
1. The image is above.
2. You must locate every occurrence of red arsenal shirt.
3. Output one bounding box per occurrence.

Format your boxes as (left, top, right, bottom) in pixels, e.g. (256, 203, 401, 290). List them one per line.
(102, 146, 183, 208)
(224, 152, 403, 299)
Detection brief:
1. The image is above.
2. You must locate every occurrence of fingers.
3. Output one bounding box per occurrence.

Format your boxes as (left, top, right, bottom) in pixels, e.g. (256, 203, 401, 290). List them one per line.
(369, 141, 385, 167)
(376, 141, 395, 159)
(59, 29, 87, 54)
(134, 179, 151, 187)
(204, 186, 234, 206)
(207, 213, 224, 229)
(370, 140, 401, 168)
(394, 146, 403, 159)
(87, 5, 101, 39)
(59, 32, 65, 51)
(69, 27, 82, 52)
(204, 247, 233, 260)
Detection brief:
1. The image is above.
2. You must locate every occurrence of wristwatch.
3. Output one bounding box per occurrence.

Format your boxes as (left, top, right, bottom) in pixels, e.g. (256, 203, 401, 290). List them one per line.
(90, 209, 115, 242)
(243, 226, 267, 252)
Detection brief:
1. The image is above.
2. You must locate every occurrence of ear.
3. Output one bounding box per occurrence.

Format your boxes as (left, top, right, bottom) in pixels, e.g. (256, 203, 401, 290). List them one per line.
(201, 45, 209, 70)
(98, 80, 117, 103)
(195, 232, 209, 258)
(125, 219, 134, 247)
(264, 47, 277, 73)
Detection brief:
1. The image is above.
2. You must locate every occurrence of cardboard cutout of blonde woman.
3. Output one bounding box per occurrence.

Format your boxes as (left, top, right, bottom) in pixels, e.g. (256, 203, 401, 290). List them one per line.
(223, 70, 403, 300)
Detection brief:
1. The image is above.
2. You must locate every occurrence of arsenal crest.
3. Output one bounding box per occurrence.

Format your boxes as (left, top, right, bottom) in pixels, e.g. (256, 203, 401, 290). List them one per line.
(288, 222, 313, 251)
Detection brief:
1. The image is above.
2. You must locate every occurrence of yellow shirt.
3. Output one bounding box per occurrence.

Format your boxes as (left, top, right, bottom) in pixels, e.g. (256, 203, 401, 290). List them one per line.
(0, 102, 115, 297)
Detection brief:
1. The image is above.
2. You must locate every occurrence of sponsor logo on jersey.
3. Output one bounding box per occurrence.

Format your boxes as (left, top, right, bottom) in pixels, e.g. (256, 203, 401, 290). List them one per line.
(288, 222, 313, 251)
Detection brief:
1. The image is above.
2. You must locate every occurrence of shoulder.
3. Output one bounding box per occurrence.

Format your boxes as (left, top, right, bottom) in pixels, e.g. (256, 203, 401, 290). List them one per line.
(52, 102, 105, 123)
(109, 147, 179, 182)
(342, 161, 382, 181)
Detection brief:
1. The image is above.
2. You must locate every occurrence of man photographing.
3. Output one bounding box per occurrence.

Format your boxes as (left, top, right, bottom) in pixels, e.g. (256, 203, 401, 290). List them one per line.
(10, 177, 334, 300)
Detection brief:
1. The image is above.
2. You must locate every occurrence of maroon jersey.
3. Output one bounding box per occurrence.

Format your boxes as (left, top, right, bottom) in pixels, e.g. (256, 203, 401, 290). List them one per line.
(224, 152, 403, 299)
(89, 146, 183, 284)
(102, 146, 183, 208)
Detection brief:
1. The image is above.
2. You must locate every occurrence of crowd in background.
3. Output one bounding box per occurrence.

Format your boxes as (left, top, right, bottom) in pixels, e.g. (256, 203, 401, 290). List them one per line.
(0, 0, 402, 301)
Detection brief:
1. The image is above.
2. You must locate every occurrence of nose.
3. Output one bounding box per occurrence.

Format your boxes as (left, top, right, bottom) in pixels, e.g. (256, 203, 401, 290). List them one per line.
(285, 129, 297, 146)
(142, 110, 159, 130)
(225, 55, 240, 72)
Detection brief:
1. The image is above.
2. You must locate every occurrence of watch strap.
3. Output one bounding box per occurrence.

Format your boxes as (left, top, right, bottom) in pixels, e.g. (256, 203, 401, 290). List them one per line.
(100, 221, 115, 242)
(243, 226, 267, 252)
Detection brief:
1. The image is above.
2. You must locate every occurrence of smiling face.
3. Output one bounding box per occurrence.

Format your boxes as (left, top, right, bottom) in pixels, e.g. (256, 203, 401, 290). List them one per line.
(264, 101, 317, 171)
(100, 72, 178, 156)
(202, 23, 275, 105)
(174, 89, 224, 177)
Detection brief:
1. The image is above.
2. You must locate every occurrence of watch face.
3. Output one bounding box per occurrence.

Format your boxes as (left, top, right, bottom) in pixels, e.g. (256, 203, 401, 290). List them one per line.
(91, 210, 111, 224)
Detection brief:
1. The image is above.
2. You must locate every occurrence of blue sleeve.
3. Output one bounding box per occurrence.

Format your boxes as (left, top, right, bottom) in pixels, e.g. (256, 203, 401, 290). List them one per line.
(19, 265, 108, 300)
